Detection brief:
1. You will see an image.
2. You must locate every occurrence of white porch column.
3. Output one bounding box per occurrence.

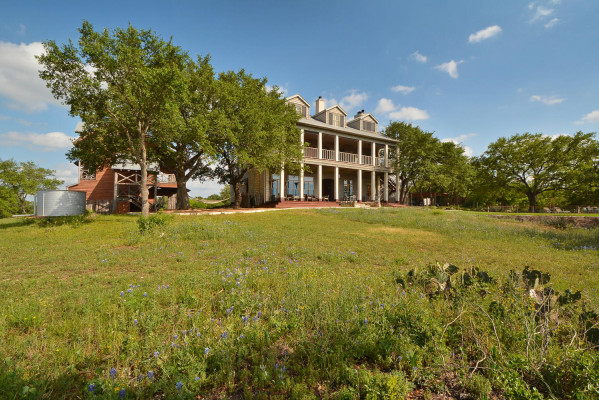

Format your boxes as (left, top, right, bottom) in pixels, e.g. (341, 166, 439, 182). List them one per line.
(396, 172, 401, 204)
(384, 144, 389, 168)
(280, 167, 285, 202)
(371, 170, 376, 200)
(384, 171, 389, 202)
(334, 166, 339, 201)
(318, 131, 323, 159)
(300, 129, 305, 159)
(358, 139, 362, 164)
(317, 164, 323, 200)
(335, 135, 339, 161)
(357, 169, 362, 202)
(371, 142, 376, 166)
(299, 164, 304, 200)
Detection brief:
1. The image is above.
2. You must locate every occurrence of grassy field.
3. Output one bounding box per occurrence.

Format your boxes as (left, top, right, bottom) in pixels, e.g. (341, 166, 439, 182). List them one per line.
(0, 208, 597, 399)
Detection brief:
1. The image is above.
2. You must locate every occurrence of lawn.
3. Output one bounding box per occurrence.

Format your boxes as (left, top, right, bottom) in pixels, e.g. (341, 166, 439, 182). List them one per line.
(0, 208, 597, 399)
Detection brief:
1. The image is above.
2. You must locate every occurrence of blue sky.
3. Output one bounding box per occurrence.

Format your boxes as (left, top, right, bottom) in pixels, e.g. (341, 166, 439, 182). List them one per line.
(1, 0, 598, 196)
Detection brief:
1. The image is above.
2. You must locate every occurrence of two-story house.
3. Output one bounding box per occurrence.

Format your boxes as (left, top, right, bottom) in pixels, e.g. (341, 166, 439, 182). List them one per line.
(243, 94, 397, 207)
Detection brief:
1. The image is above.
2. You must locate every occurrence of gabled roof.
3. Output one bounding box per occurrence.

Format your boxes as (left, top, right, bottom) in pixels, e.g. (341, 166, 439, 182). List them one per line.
(348, 112, 379, 124)
(312, 104, 348, 118)
(285, 94, 310, 108)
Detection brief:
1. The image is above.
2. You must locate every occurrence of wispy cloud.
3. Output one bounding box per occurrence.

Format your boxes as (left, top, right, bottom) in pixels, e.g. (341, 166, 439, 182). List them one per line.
(391, 85, 415, 95)
(544, 18, 559, 28)
(530, 95, 564, 105)
(468, 25, 502, 43)
(575, 109, 599, 124)
(410, 50, 427, 63)
(528, 2, 560, 28)
(374, 98, 397, 115)
(435, 60, 464, 79)
(340, 90, 368, 111)
(0, 131, 75, 151)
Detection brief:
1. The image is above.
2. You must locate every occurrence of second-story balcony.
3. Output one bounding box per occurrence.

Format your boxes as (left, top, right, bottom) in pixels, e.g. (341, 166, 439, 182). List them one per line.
(303, 146, 388, 167)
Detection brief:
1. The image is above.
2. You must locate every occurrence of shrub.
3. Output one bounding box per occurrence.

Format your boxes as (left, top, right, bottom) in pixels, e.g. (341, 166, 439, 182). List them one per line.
(137, 212, 171, 233)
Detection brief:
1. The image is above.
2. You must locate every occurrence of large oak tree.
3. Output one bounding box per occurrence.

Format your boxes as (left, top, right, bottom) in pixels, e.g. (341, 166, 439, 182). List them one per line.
(38, 21, 189, 216)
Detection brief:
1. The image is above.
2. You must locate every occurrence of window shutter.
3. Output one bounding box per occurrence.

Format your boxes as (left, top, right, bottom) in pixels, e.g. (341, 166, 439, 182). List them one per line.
(328, 113, 333, 125)
(340, 116, 345, 127)
(302, 105, 306, 117)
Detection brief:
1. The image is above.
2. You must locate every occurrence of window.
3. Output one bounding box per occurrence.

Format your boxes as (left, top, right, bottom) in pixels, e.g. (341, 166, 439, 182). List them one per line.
(271, 174, 280, 199)
(304, 176, 314, 196)
(363, 121, 375, 132)
(343, 179, 354, 198)
(286, 175, 299, 196)
(294, 104, 307, 117)
(328, 113, 344, 127)
(81, 167, 96, 180)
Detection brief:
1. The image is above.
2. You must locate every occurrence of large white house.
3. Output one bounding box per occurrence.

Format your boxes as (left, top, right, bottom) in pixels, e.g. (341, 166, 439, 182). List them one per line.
(242, 94, 397, 207)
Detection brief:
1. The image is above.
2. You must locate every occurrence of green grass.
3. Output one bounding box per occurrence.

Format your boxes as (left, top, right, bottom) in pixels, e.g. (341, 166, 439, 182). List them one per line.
(0, 208, 597, 399)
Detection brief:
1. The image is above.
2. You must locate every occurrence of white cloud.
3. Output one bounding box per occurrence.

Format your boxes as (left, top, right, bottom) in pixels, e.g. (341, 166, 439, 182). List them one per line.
(340, 90, 368, 111)
(529, 4, 555, 23)
(0, 41, 61, 112)
(530, 95, 564, 105)
(389, 107, 430, 121)
(374, 98, 397, 115)
(391, 85, 415, 95)
(410, 50, 427, 63)
(468, 25, 502, 43)
(323, 97, 338, 109)
(575, 109, 599, 124)
(0, 131, 75, 151)
(435, 60, 464, 79)
(187, 178, 225, 198)
(52, 162, 79, 187)
(544, 18, 559, 28)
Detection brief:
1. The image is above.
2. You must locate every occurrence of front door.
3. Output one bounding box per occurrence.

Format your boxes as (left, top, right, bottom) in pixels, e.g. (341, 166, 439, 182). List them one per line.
(322, 179, 334, 200)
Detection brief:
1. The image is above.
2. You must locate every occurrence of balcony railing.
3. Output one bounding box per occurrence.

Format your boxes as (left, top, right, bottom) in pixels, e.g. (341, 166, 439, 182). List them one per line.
(361, 155, 373, 165)
(157, 173, 176, 183)
(304, 147, 318, 159)
(322, 149, 335, 160)
(375, 157, 386, 167)
(338, 151, 359, 164)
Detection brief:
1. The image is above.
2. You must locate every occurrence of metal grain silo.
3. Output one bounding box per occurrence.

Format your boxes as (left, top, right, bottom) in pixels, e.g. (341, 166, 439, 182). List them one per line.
(34, 190, 86, 217)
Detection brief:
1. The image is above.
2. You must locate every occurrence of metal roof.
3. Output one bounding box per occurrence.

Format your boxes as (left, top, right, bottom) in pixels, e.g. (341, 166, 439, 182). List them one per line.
(298, 118, 397, 144)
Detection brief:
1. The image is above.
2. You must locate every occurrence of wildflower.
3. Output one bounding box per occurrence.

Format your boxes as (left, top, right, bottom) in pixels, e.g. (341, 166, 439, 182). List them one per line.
(239, 334, 244, 339)
(128, 289, 132, 294)
(176, 381, 183, 390)
(87, 383, 96, 393)
(148, 370, 154, 380)
(173, 334, 178, 339)
(143, 292, 147, 297)
(204, 347, 210, 355)
(221, 331, 228, 339)
(120, 291, 124, 298)
(133, 319, 138, 326)
(364, 318, 368, 325)
(119, 388, 126, 399)
(195, 376, 200, 381)
(241, 316, 248, 323)
(138, 374, 143, 382)
(109, 367, 117, 379)
(153, 351, 159, 357)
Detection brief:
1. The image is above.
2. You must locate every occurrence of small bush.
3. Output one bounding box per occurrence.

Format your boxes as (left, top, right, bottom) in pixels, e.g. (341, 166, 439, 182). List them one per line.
(464, 374, 492, 400)
(137, 212, 171, 233)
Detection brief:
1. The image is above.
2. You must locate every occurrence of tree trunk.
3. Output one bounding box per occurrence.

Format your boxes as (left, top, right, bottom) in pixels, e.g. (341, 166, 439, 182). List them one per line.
(175, 176, 190, 210)
(233, 181, 242, 209)
(140, 147, 150, 217)
(527, 192, 537, 213)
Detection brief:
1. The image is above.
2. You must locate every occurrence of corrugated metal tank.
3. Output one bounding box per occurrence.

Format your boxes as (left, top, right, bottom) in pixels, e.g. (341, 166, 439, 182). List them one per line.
(35, 190, 86, 217)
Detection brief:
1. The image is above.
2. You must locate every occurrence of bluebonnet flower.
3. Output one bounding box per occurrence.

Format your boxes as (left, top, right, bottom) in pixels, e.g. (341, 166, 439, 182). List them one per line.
(195, 376, 200, 381)
(127, 289, 132, 294)
(119, 388, 126, 399)
(109, 367, 117, 379)
(143, 292, 147, 297)
(138, 374, 143, 382)
(398, 356, 402, 361)
(204, 347, 210, 355)
(182, 330, 187, 335)
(241, 316, 248, 323)
(173, 334, 178, 339)
(239, 334, 244, 339)
(221, 331, 228, 339)
(364, 318, 368, 325)
(120, 291, 124, 298)
(148, 370, 154, 380)
(176, 382, 183, 390)
(153, 351, 159, 357)
(133, 319, 138, 326)
(87, 383, 96, 392)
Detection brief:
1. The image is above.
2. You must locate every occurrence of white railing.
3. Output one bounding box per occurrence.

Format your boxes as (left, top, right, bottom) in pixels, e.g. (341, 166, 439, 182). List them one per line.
(375, 157, 385, 167)
(361, 155, 373, 165)
(157, 173, 176, 183)
(304, 147, 319, 159)
(322, 149, 335, 160)
(338, 151, 359, 164)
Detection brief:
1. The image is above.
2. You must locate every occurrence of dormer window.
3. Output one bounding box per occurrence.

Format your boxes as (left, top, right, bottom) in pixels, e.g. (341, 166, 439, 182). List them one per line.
(294, 103, 307, 118)
(363, 121, 375, 132)
(329, 113, 345, 127)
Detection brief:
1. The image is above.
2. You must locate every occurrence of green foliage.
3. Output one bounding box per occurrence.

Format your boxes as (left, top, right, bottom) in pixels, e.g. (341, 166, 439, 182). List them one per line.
(0, 159, 62, 216)
(211, 70, 303, 207)
(137, 212, 171, 233)
(464, 374, 492, 400)
(476, 132, 599, 211)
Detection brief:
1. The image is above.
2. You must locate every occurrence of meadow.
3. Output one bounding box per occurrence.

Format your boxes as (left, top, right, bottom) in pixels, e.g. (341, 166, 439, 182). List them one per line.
(0, 208, 597, 399)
